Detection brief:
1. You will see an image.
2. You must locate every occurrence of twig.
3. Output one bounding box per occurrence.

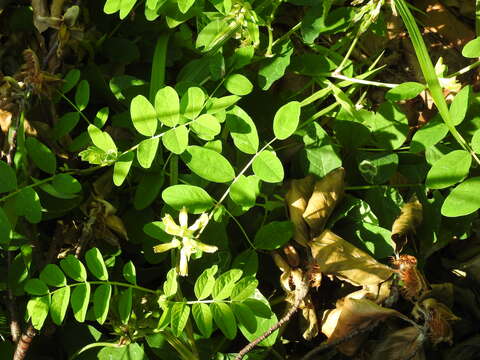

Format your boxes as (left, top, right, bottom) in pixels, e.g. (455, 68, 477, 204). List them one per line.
(234, 282, 309, 360)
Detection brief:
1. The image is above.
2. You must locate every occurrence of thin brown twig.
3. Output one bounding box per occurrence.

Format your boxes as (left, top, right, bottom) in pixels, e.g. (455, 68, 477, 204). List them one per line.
(234, 282, 309, 360)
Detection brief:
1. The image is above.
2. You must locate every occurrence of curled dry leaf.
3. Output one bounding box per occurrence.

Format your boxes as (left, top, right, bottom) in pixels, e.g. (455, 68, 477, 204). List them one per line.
(309, 230, 394, 286)
(283, 244, 300, 267)
(285, 175, 315, 246)
(105, 214, 129, 240)
(303, 168, 345, 237)
(321, 298, 413, 356)
(391, 255, 428, 301)
(273, 253, 319, 340)
(371, 326, 426, 360)
(412, 298, 459, 346)
(391, 194, 423, 253)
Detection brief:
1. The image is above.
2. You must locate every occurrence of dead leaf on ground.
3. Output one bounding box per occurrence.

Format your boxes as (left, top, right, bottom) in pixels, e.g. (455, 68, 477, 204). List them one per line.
(285, 175, 315, 246)
(309, 230, 394, 286)
(371, 326, 426, 360)
(321, 298, 413, 356)
(391, 194, 423, 253)
(303, 168, 345, 237)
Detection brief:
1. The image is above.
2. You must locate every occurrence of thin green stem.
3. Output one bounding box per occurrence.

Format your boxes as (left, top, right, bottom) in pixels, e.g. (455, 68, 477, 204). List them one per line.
(447, 60, 480, 78)
(330, 73, 398, 88)
(346, 183, 421, 190)
(58, 92, 90, 124)
(69, 342, 121, 360)
(271, 22, 301, 49)
(336, 31, 360, 72)
(0, 165, 105, 203)
(394, 0, 480, 165)
(223, 207, 255, 249)
(208, 138, 277, 222)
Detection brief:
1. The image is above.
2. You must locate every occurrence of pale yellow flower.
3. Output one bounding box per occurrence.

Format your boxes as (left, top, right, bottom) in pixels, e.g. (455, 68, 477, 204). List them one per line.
(153, 208, 216, 276)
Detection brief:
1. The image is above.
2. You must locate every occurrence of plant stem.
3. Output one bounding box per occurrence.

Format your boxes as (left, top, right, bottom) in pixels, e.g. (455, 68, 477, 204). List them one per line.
(48, 281, 158, 296)
(69, 341, 121, 360)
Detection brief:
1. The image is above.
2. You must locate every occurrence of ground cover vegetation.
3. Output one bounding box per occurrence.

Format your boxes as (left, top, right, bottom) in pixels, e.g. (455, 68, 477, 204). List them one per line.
(1, 0, 480, 359)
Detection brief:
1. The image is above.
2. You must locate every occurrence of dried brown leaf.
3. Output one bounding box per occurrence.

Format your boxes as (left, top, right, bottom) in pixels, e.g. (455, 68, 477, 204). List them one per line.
(303, 168, 345, 237)
(105, 214, 129, 240)
(391, 195, 423, 253)
(371, 326, 426, 360)
(310, 230, 394, 286)
(285, 175, 315, 246)
(322, 298, 412, 356)
(300, 295, 319, 340)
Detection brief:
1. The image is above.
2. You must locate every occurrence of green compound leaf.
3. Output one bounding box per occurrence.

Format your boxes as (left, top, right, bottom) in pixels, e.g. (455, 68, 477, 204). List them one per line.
(365, 102, 408, 150)
(212, 269, 242, 300)
(87, 125, 117, 153)
(85, 247, 108, 281)
(0, 207, 11, 245)
(118, 287, 133, 324)
(71, 282, 90, 322)
(472, 129, 480, 154)
(181, 145, 235, 183)
(97, 343, 146, 360)
(254, 221, 293, 250)
(130, 95, 158, 137)
(258, 41, 294, 90)
(40, 264, 67, 287)
(462, 37, 480, 58)
(13, 188, 42, 224)
(231, 302, 256, 333)
(194, 265, 218, 300)
(410, 116, 448, 153)
(224, 73, 253, 95)
(171, 302, 190, 337)
(449, 85, 470, 126)
(75, 80, 90, 111)
(273, 101, 301, 140)
(192, 303, 213, 338)
(52, 174, 82, 194)
(137, 137, 159, 169)
(230, 276, 258, 301)
(426, 150, 471, 189)
(62, 69, 80, 93)
(133, 172, 164, 210)
(93, 284, 112, 325)
(252, 150, 284, 183)
(177, 0, 195, 15)
(113, 151, 134, 186)
(0, 160, 17, 193)
(385, 82, 425, 101)
(229, 175, 260, 209)
(206, 95, 240, 114)
(211, 302, 237, 339)
(226, 106, 259, 154)
(441, 177, 480, 217)
(50, 286, 70, 325)
(155, 86, 180, 127)
(27, 295, 50, 330)
(163, 268, 178, 298)
(60, 255, 87, 282)
(54, 112, 80, 139)
(24, 279, 49, 296)
(162, 126, 188, 155)
(180, 87, 205, 120)
(191, 114, 221, 140)
(26, 137, 56, 174)
(123, 261, 136, 285)
(162, 184, 214, 214)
